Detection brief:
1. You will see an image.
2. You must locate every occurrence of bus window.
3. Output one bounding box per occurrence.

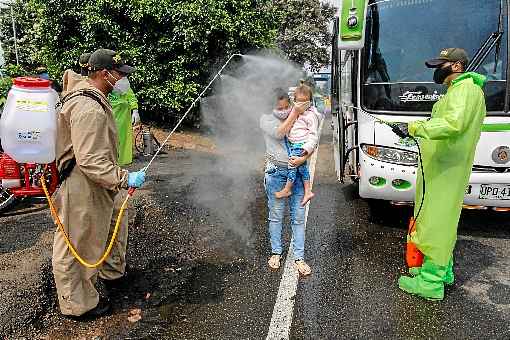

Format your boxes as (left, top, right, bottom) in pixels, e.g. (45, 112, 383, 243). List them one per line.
(362, 0, 507, 114)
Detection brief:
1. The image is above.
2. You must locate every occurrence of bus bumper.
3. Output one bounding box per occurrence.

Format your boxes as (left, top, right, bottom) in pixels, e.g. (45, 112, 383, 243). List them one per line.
(358, 154, 510, 208)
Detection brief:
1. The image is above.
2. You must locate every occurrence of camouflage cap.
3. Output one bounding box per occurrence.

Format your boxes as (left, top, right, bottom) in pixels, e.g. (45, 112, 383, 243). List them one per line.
(79, 52, 92, 68)
(88, 49, 135, 74)
(425, 48, 469, 68)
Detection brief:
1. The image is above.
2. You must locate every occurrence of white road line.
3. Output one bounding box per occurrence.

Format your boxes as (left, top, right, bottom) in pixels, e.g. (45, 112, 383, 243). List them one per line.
(266, 121, 324, 340)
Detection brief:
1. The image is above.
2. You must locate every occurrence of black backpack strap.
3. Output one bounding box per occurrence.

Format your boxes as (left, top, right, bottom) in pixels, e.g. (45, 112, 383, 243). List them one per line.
(57, 89, 109, 112)
(56, 90, 108, 184)
(58, 158, 76, 185)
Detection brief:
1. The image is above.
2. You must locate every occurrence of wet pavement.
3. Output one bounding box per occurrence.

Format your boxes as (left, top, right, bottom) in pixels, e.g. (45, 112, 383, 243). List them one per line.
(292, 132, 510, 339)
(1, 125, 510, 339)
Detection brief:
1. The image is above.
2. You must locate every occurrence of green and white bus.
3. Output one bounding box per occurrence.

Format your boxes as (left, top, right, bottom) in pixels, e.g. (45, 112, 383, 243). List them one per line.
(331, 0, 510, 209)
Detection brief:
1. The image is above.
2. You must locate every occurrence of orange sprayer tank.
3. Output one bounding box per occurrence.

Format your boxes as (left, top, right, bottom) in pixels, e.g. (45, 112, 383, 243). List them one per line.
(406, 217, 424, 268)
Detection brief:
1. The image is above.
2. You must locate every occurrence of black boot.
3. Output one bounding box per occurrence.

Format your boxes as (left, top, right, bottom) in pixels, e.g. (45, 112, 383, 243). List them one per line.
(102, 264, 131, 291)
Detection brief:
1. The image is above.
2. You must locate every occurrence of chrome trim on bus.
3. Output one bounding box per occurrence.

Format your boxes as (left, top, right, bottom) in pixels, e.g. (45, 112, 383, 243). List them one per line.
(472, 165, 510, 173)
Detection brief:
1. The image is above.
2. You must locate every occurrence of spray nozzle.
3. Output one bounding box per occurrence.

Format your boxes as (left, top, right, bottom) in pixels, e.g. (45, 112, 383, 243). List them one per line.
(390, 122, 410, 138)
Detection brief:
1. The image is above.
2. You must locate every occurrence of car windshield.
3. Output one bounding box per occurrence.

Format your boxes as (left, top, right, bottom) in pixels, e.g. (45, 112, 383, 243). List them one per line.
(362, 0, 507, 113)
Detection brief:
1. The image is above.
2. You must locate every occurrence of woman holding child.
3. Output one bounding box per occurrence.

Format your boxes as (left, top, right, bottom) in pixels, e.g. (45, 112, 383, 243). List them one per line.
(259, 84, 320, 276)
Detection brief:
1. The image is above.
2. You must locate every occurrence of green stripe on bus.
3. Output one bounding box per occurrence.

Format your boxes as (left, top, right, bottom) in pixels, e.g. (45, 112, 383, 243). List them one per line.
(482, 123, 510, 132)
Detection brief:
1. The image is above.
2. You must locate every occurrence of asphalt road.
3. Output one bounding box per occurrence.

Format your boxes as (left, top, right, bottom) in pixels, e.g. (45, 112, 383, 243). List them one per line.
(292, 131, 510, 339)
(1, 124, 510, 339)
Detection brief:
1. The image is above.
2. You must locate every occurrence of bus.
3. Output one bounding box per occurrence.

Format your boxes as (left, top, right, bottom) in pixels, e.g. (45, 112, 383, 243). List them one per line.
(312, 72, 332, 115)
(331, 0, 510, 210)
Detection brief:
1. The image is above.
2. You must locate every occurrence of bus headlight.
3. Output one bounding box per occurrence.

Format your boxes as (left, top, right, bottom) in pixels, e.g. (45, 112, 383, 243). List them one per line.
(361, 144, 418, 166)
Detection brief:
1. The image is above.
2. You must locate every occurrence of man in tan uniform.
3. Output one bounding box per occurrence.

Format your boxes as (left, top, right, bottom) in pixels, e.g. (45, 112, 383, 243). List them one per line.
(53, 49, 146, 319)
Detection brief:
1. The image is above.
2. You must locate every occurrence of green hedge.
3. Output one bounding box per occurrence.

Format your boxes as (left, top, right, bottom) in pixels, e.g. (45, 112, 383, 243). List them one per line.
(0, 0, 279, 125)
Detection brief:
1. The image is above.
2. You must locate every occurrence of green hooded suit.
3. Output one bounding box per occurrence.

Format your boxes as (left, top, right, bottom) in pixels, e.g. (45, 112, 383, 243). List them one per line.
(109, 88, 138, 166)
(409, 72, 487, 266)
(399, 72, 487, 300)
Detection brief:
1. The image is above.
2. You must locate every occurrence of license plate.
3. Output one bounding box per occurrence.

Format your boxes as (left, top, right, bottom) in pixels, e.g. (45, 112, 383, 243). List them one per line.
(479, 184, 510, 200)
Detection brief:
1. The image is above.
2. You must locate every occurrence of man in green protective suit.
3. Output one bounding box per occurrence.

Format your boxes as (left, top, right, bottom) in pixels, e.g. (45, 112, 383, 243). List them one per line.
(396, 48, 487, 300)
(109, 77, 140, 166)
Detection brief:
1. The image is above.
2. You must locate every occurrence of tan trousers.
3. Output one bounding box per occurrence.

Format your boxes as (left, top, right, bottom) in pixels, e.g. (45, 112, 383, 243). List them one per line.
(52, 187, 128, 316)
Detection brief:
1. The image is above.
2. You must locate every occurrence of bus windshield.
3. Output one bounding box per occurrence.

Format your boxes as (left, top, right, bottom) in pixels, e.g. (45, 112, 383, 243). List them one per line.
(362, 0, 507, 113)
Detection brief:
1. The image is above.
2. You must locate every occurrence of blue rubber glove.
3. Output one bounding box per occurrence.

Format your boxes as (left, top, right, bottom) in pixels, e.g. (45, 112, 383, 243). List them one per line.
(128, 171, 146, 188)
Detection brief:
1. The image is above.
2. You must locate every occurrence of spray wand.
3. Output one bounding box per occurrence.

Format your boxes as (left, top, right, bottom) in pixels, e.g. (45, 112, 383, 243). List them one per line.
(42, 53, 243, 268)
(125, 53, 242, 195)
(141, 53, 243, 175)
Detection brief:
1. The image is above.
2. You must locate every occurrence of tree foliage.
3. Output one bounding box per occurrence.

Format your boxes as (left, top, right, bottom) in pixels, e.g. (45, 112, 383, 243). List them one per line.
(0, 0, 279, 124)
(274, 0, 336, 71)
(0, 0, 334, 123)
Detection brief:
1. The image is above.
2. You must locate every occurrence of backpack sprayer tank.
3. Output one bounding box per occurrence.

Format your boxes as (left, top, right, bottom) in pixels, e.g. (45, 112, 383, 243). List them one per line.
(0, 77, 59, 197)
(0, 77, 59, 163)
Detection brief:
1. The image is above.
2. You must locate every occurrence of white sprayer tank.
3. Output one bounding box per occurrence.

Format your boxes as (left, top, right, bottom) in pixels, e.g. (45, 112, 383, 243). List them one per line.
(0, 77, 58, 163)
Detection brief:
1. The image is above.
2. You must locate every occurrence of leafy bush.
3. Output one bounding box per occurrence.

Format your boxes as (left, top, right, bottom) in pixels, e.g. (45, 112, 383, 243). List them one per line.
(0, 0, 335, 125)
(0, 77, 12, 106)
(0, 0, 279, 125)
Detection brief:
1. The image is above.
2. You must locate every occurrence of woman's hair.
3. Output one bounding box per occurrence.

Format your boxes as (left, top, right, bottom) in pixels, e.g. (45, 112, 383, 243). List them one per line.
(294, 84, 313, 101)
(275, 88, 290, 102)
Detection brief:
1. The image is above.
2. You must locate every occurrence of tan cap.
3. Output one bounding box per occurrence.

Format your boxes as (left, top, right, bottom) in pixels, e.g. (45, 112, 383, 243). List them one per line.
(425, 48, 469, 68)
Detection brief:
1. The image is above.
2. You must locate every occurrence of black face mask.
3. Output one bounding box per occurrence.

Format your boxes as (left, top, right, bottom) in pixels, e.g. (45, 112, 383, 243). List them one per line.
(433, 64, 453, 84)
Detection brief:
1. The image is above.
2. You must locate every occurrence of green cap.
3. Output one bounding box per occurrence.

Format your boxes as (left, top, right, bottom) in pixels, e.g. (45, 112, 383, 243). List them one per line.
(88, 49, 135, 74)
(79, 52, 91, 68)
(425, 48, 469, 68)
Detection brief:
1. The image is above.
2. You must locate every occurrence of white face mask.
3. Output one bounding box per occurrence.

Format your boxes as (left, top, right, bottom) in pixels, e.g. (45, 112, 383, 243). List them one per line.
(273, 108, 291, 120)
(113, 77, 130, 94)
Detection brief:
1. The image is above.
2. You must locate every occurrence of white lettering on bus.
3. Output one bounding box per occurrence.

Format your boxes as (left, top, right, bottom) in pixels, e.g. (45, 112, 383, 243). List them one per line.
(399, 90, 444, 103)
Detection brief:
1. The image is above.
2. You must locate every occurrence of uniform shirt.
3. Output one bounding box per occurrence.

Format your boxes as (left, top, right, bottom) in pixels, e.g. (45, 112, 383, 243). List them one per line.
(57, 69, 128, 191)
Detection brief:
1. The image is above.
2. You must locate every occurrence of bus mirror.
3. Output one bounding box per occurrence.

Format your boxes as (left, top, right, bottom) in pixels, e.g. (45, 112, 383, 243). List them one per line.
(338, 0, 369, 50)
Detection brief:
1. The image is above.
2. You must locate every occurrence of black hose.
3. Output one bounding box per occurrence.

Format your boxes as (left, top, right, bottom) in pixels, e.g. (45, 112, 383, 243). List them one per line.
(342, 108, 426, 226)
(410, 136, 425, 231)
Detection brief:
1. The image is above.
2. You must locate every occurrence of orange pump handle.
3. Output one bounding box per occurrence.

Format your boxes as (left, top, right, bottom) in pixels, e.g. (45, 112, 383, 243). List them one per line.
(408, 217, 417, 235)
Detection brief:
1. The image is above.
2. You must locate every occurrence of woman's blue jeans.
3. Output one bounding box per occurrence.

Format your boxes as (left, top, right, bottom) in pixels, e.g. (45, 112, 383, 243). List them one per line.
(264, 162, 306, 260)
